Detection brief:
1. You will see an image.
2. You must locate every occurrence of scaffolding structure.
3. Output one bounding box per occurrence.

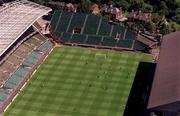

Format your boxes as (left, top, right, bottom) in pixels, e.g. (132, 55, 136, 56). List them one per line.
(0, 0, 51, 56)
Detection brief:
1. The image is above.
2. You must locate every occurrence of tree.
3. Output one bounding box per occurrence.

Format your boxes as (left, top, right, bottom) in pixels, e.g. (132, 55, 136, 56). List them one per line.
(129, 0, 145, 10)
(81, 0, 91, 13)
(152, 13, 162, 25)
(108, 0, 115, 6)
(173, 8, 180, 24)
(176, 0, 180, 8)
(145, 21, 156, 32)
(158, 1, 169, 16)
(161, 23, 171, 35)
(116, 0, 129, 11)
(90, 0, 101, 4)
(170, 22, 180, 32)
(143, 3, 153, 13)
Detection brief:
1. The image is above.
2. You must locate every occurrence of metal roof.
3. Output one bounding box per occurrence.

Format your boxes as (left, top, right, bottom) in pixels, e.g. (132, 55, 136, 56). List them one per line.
(148, 31, 180, 110)
(0, 0, 51, 57)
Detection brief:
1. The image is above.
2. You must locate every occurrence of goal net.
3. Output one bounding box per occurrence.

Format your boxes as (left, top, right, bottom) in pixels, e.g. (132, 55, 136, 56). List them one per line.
(95, 53, 107, 60)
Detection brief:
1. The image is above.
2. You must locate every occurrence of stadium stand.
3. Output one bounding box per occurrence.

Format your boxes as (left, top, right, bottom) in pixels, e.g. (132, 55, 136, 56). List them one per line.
(56, 12, 72, 32)
(124, 29, 136, 40)
(133, 40, 149, 52)
(101, 37, 117, 47)
(61, 32, 72, 42)
(0, 32, 52, 86)
(50, 10, 61, 32)
(111, 25, 125, 38)
(117, 39, 134, 49)
(71, 34, 86, 44)
(0, 0, 51, 57)
(0, 89, 9, 106)
(83, 14, 100, 35)
(0, 0, 52, 114)
(68, 12, 86, 33)
(98, 19, 112, 36)
(50, 10, 149, 52)
(85, 35, 102, 45)
(0, 32, 53, 113)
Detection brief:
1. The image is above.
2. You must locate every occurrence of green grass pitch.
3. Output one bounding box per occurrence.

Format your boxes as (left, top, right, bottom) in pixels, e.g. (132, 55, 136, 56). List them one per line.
(4, 46, 152, 116)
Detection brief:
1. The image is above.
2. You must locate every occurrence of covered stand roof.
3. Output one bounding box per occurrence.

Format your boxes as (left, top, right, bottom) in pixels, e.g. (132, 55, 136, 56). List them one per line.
(148, 31, 180, 112)
(0, 0, 51, 57)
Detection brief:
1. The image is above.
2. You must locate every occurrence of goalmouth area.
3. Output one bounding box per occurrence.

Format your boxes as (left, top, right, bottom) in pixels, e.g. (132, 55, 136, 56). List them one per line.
(4, 46, 152, 116)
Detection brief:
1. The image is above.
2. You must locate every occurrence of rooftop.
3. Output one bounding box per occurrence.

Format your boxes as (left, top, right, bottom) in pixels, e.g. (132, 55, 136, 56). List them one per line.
(0, 0, 51, 57)
(148, 31, 180, 111)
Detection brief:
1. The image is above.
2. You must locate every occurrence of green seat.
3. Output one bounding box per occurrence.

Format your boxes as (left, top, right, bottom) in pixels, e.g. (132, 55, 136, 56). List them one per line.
(53, 31, 62, 39)
(98, 19, 112, 36)
(61, 33, 72, 42)
(8, 75, 22, 85)
(38, 40, 53, 52)
(83, 14, 100, 35)
(15, 67, 28, 77)
(124, 30, 136, 40)
(111, 25, 125, 38)
(56, 11, 72, 32)
(101, 37, 117, 47)
(23, 56, 37, 67)
(3, 82, 16, 89)
(70, 34, 86, 44)
(0, 90, 8, 102)
(117, 39, 133, 48)
(30, 51, 40, 59)
(85, 36, 102, 45)
(133, 40, 147, 52)
(68, 13, 86, 33)
(50, 10, 61, 32)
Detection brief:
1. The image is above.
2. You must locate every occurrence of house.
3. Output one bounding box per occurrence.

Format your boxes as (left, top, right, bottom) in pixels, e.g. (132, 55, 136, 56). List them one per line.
(91, 4, 100, 15)
(128, 10, 151, 23)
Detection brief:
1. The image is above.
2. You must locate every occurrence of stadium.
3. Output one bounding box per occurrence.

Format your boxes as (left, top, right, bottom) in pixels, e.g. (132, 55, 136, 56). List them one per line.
(0, 0, 177, 116)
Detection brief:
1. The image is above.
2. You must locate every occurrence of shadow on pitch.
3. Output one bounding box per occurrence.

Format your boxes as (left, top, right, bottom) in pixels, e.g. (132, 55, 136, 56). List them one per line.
(123, 62, 156, 116)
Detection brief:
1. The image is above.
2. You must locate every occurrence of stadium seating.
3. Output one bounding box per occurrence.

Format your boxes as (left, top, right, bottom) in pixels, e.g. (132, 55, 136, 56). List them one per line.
(124, 29, 136, 40)
(0, 29, 54, 107)
(111, 25, 125, 38)
(53, 32, 62, 39)
(133, 40, 148, 52)
(85, 35, 102, 45)
(98, 19, 112, 36)
(83, 14, 100, 35)
(7, 74, 22, 85)
(50, 10, 148, 51)
(3, 82, 16, 90)
(0, 90, 9, 105)
(34, 34, 47, 42)
(23, 54, 39, 67)
(68, 13, 86, 33)
(37, 40, 53, 52)
(14, 67, 29, 77)
(61, 33, 72, 42)
(117, 39, 133, 48)
(70, 34, 86, 44)
(6, 55, 22, 66)
(50, 10, 61, 31)
(101, 37, 117, 47)
(56, 12, 72, 32)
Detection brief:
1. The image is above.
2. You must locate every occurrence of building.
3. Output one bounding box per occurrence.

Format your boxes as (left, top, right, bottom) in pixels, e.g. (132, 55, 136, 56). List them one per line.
(91, 4, 100, 15)
(0, 0, 52, 114)
(148, 31, 180, 116)
(128, 10, 151, 23)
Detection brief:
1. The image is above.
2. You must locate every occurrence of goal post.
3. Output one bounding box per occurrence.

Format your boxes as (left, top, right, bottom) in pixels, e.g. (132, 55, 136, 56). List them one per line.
(95, 53, 107, 60)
